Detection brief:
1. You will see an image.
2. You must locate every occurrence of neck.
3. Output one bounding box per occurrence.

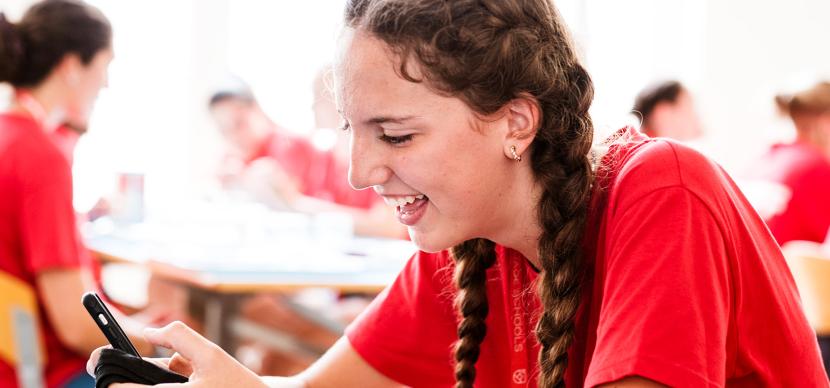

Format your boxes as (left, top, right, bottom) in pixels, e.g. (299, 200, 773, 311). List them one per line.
(796, 125, 828, 154)
(487, 163, 544, 270)
(12, 84, 66, 131)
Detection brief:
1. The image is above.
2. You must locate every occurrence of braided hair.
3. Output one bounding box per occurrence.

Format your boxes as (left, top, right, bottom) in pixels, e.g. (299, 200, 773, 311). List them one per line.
(344, 1, 595, 386)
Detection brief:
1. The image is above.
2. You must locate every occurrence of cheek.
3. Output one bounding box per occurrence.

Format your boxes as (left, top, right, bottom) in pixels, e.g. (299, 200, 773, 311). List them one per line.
(70, 80, 99, 113)
(65, 95, 90, 121)
(425, 141, 501, 212)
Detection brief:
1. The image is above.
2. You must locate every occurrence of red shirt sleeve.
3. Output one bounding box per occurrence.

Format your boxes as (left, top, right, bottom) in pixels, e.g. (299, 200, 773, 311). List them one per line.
(19, 149, 84, 273)
(266, 135, 320, 193)
(345, 250, 459, 386)
(785, 164, 830, 243)
(585, 186, 731, 387)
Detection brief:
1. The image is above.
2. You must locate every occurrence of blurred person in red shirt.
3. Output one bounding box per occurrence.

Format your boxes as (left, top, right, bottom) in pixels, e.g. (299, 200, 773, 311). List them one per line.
(208, 80, 404, 239)
(750, 81, 830, 246)
(0, 1, 156, 387)
(207, 75, 404, 376)
(748, 81, 830, 377)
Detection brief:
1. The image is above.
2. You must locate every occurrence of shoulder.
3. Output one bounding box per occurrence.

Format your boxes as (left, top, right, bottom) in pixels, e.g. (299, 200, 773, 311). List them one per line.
(774, 143, 830, 179)
(270, 129, 314, 150)
(0, 114, 69, 173)
(0, 114, 38, 148)
(607, 138, 722, 204)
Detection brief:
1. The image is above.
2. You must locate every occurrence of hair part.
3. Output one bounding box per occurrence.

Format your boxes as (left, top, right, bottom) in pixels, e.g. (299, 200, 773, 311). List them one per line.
(0, 0, 111, 88)
(345, 1, 595, 386)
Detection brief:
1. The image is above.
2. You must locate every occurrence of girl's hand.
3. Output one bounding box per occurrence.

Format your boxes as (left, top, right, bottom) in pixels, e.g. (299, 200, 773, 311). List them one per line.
(86, 321, 267, 387)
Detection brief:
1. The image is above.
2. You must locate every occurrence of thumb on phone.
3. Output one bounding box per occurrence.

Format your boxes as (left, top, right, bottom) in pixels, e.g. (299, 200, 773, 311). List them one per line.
(143, 321, 266, 387)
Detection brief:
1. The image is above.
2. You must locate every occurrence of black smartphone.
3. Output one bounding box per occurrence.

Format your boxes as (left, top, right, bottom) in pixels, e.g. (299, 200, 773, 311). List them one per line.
(82, 292, 140, 357)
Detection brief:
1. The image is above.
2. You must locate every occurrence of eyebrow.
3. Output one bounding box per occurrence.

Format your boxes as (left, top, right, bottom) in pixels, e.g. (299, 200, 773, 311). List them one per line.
(365, 115, 419, 125)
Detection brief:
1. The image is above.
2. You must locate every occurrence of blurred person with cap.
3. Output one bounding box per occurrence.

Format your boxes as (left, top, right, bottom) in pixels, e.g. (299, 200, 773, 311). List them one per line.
(633, 80, 704, 141)
(748, 81, 830, 246)
(208, 79, 404, 238)
(0, 1, 157, 387)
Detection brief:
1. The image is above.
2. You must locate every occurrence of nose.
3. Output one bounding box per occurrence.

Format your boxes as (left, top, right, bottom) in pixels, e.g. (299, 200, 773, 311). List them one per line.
(348, 130, 392, 190)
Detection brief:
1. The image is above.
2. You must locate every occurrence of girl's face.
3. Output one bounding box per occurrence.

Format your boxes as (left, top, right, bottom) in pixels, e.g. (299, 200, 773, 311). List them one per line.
(335, 30, 520, 252)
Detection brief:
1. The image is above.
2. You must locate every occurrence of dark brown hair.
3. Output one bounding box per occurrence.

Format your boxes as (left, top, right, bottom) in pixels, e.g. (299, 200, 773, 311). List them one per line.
(344, 1, 595, 386)
(0, 0, 111, 87)
(633, 80, 684, 129)
(208, 77, 257, 108)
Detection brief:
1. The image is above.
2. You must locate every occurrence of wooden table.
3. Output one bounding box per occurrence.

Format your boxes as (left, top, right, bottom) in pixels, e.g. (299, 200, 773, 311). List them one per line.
(84, 224, 414, 354)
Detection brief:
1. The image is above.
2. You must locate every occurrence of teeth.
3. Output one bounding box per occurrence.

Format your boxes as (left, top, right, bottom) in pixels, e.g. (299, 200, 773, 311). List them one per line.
(383, 194, 426, 207)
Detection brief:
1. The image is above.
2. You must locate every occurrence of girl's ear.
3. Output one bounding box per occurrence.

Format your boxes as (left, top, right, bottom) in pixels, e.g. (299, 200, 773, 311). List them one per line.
(502, 94, 540, 161)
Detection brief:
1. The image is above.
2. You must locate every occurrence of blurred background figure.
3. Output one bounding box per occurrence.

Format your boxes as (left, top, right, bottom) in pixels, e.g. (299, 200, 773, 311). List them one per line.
(747, 81, 830, 246)
(209, 70, 400, 376)
(633, 80, 704, 141)
(207, 77, 405, 239)
(208, 78, 317, 210)
(0, 1, 158, 387)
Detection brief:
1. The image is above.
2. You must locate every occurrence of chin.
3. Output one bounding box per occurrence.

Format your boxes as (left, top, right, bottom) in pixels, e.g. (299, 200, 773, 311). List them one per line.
(64, 113, 90, 134)
(62, 121, 88, 135)
(408, 227, 466, 253)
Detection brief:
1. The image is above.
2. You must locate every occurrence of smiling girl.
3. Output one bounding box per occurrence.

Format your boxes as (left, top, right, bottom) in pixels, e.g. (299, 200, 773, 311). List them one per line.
(88, 0, 827, 387)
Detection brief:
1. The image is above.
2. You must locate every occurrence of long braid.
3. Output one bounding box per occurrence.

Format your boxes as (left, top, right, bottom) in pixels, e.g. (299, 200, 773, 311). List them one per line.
(533, 64, 595, 387)
(450, 238, 497, 388)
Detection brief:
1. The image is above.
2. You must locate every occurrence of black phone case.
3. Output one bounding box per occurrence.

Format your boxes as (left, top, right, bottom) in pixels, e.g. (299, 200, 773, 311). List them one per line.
(95, 348, 189, 388)
(82, 292, 140, 357)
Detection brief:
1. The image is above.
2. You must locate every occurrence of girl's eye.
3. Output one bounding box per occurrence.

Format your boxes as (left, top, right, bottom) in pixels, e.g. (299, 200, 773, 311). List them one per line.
(339, 121, 351, 132)
(379, 133, 414, 145)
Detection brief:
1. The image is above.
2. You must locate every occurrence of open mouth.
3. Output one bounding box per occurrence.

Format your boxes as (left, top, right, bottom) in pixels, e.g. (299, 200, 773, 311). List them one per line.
(383, 194, 430, 226)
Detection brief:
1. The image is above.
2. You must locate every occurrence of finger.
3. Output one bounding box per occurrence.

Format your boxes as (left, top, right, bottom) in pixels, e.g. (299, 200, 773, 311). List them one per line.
(86, 345, 112, 377)
(143, 356, 174, 370)
(167, 352, 194, 376)
(143, 321, 220, 367)
(110, 384, 154, 388)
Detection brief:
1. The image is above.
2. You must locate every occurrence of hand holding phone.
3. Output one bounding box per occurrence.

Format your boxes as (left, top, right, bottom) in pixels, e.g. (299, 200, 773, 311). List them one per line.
(83, 292, 190, 385)
(82, 292, 140, 357)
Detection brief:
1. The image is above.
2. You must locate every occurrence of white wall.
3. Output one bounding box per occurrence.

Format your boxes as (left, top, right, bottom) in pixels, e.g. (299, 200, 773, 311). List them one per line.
(699, 0, 830, 172)
(572, 0, 830, 172)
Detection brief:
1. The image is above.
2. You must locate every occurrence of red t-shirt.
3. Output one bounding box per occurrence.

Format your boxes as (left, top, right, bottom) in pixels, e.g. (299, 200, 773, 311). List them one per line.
(248, 131, 318, 192)
(346, 131, 827, 387)
(302, 150, 379, 210)
(751, 142, 830, 245)
(251, 131, 379, 209)
(0, 114, 89, 388)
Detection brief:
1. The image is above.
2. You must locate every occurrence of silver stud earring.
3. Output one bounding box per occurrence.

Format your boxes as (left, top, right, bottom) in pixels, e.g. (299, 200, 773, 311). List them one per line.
(510, 145, 522, 162)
